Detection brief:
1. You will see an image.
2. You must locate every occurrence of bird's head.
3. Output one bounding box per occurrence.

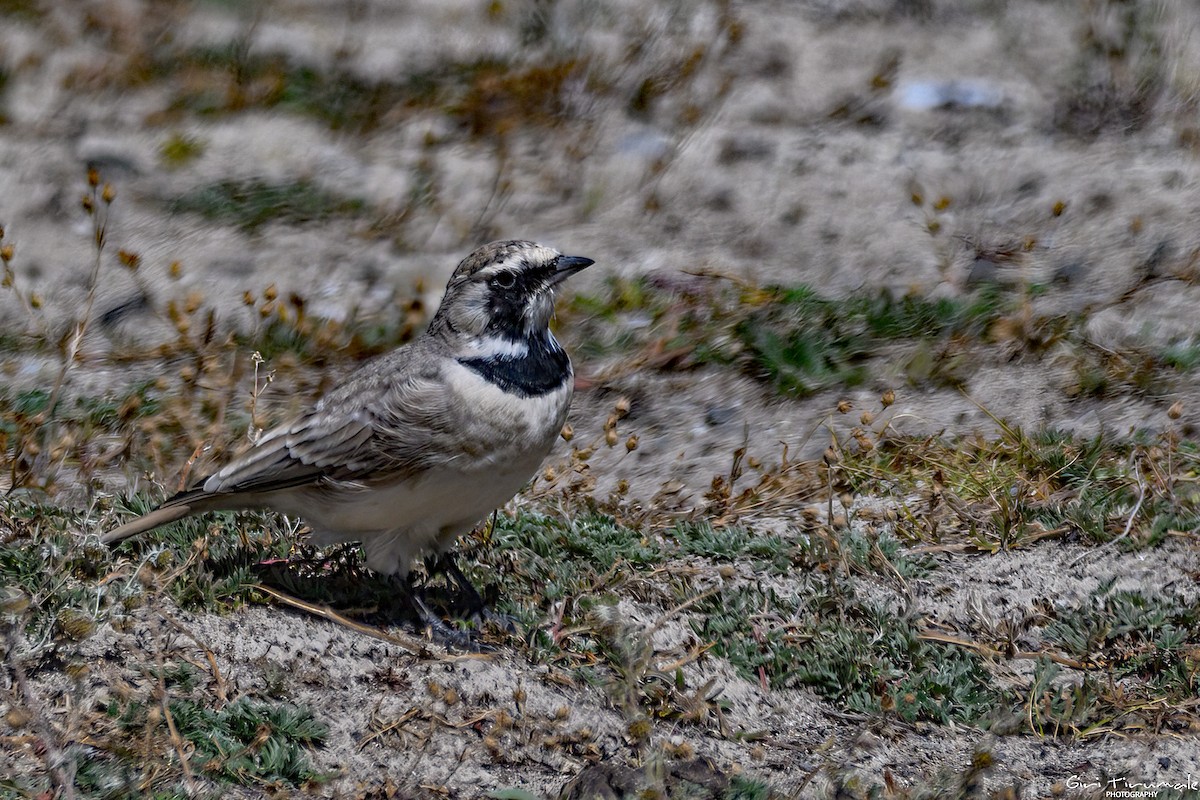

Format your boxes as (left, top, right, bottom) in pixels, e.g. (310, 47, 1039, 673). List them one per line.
(432, 240, 593, 340)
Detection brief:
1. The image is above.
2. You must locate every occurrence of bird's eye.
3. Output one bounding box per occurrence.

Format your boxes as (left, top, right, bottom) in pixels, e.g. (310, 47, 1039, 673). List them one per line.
(492, 272, 516, 289)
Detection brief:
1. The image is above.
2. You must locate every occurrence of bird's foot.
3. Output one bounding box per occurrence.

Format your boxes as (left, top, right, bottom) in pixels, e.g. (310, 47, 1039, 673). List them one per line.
(390, 573, 493, 652)
(423, 615, 490, 652)
(425, 553, 520, 636)
(469, 607, 519, 635)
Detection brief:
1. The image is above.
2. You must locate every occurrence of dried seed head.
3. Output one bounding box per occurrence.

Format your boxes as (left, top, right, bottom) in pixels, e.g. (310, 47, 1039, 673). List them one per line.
(1168, 400, 1184, 420)
(880, 388, 895, 407)
(560, 423, 574, 442)
(1, 589, 30, 615)
(0, 244, 12, 263)
(170, 260, 182, 278)
(604, 413, 619, 431)
(263, 283, 278, 302)
(626, 717, 652, 741)
(543, 466, 556, 482)
(859, 411, 874, 426)
(837, 399, 852, 414)
(57, 609, 97, 641)
(625, 434, 639, 452)
(670, 740, 695, 759)
(4, 707, 31, 728)
(81, 194, 95, 214)
(243, 291, 256, 306)
(118, 249, 140, 270)
(605, 428, 619, 447)
(101, 183, 116, 204)
(614, 396, 631, 417)
(87, 167, 100, 187)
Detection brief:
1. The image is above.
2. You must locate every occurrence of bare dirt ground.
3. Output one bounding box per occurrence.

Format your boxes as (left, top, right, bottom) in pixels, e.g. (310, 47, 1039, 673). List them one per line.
(3, 1, 1200, 798)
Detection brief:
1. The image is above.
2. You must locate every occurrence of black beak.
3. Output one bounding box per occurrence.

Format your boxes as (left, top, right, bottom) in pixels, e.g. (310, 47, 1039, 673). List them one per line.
(548, 254, 594, 286)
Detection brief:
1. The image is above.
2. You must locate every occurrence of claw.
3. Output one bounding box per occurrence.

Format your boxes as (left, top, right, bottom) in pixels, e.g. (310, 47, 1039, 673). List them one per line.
(388, 572, 495, 651)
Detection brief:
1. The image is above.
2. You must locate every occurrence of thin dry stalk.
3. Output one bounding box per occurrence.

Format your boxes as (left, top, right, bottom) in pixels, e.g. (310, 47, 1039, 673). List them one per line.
(150, 618, 197, 794)
(3, 622, 78, 799)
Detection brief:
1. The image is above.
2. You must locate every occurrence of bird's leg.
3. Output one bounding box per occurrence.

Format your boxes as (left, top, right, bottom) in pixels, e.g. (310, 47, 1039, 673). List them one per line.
(427, 553, 517, 633)
(427, 552, 487, 619)
(388, 572, 477, 650)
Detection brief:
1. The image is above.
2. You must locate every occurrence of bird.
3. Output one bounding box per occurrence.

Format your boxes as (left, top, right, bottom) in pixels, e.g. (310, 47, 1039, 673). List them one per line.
(103, 239, 593, 640)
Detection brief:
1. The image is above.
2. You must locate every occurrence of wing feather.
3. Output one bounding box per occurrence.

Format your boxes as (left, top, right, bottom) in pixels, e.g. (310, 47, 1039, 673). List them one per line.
(198, 347, 457, 497)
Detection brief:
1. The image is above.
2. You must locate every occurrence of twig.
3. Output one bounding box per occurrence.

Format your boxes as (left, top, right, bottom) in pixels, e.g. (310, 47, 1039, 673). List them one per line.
(44, 178, 111, 425)
(357, 707, 422, 750)
(151, 617, 197, 794)
(247, 351, 274, 443)
(918, 626, 1090, 670)
(650, 584, 721, 633)
(1068, 461, 1146, 568)
(3, 623, 77, 799)
(161, 610, 230, 705)
(252, 583, 468, 659)
(656, 641, 716, 673)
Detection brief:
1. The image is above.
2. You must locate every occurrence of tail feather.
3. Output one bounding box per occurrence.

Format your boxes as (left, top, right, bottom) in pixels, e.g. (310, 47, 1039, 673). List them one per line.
(101, 505, 193, 544)
(101, 487, 216, 545)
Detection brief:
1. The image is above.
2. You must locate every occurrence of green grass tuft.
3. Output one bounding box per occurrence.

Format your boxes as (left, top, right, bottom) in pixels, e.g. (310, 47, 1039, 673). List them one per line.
(170, 178, 367, 232)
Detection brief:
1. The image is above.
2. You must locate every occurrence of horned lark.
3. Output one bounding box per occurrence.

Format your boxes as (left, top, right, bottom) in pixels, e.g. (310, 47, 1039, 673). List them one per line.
(104, 240, 592, 635)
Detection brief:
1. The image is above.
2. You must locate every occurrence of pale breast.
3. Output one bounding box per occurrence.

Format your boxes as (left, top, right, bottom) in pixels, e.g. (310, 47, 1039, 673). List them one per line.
(442, 359, 573, 467)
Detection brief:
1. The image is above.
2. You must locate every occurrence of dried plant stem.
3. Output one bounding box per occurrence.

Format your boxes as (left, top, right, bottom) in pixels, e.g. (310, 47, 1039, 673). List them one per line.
(44, 183, 110, 425)
(248, 350, 274, 443)
(151, 618, 197, 794)
(3, 623, 78, 799)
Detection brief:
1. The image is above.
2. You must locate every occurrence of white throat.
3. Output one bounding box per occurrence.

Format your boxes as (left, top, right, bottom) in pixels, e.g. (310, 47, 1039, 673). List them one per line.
(463, 334, 531, 360)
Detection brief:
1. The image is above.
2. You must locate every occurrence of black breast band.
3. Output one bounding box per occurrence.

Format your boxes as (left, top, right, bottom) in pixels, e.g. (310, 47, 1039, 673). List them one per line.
(458, 336, 571, 397)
